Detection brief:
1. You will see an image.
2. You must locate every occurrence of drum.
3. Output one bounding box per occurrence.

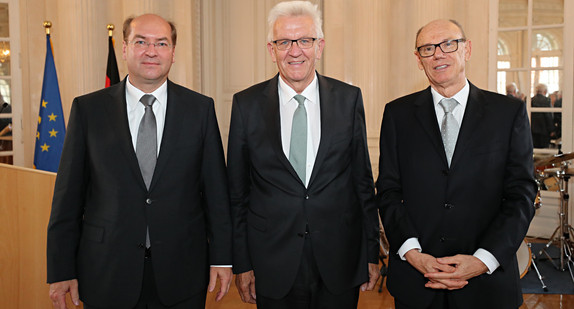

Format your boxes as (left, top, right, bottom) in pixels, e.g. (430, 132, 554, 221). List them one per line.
(516, 239, 532, 279)
(543, 175, 560, 191)
(541, 167, 561, 191)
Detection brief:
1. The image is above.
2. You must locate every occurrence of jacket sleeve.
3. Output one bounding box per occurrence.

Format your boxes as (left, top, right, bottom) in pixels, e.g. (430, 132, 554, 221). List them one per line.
(477, 102, 537, 269)
(46, 98, 87, 283)
(227, 94, 253, 273)
(201, 98, 233, 265)
(376, 103, 420, 254)
(351, 89, 380, 263)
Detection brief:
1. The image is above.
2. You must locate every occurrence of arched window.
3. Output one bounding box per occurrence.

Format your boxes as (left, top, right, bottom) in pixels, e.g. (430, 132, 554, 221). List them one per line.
(534, 33, 553, 51)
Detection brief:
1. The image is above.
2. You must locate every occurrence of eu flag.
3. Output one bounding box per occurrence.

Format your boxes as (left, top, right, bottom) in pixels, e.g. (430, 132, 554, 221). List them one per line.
(34, 34, 65, 172)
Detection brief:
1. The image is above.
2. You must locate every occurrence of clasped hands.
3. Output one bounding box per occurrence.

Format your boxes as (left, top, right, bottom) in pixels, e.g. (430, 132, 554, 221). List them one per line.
(404, 249, 489, 290)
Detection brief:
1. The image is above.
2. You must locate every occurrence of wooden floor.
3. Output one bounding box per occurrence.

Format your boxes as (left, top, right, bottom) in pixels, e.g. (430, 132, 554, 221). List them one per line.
(205, 276, 574, 309)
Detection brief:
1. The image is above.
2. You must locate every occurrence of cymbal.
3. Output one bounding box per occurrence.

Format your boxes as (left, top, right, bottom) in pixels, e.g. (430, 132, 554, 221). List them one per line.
(535, 152, 574, 167)
(533, 154, 553, 167)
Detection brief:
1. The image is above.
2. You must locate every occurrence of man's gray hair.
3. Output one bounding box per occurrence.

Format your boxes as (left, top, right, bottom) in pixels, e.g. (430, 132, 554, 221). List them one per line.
(535, 83, 548, 95)
(267, 1, 323, 42)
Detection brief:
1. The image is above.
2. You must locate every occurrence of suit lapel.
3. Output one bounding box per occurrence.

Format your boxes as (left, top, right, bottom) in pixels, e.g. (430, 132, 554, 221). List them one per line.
(415, 87, 448, 166)
(450, 83, 485, 168)
(149, 80, 184, 191)
(308, 74, 334, 187)
(103, 79, 147, 189)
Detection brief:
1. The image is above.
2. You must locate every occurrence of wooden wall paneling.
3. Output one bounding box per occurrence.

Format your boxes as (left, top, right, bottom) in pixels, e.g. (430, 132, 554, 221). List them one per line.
(202, 0, 281, 151)
(0, 164, 20, 308)
(17, 167, 56, 308)
(0, 164, 58, 308)
(19, 0, 47, 168)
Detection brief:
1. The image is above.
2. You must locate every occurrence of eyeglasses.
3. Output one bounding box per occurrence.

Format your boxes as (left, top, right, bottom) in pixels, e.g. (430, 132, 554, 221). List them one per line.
(128, 40, 172, 50)
(416, 38, 466, 58)
(272, 38, 317, 51)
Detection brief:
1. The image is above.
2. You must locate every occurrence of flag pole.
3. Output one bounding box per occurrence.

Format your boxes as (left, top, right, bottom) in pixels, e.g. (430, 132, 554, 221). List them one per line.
(43, 21, 51, 35)
(107, 24, 114, 37)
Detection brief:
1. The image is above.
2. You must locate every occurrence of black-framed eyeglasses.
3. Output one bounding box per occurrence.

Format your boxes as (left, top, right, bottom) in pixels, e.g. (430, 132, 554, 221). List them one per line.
(272, 38, 317, 51)
(416, 38, 466, 58)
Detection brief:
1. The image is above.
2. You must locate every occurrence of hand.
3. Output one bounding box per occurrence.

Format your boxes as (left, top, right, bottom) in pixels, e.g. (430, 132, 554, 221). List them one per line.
(235, 270, 256, 304)
(404, 250, 465, 290)
(49, 279, 80, 309)
(424, 254, 488, 290)
(360, 263, 380, 291)
(404, 249, 456, 275)
(208, 267, 233, 302)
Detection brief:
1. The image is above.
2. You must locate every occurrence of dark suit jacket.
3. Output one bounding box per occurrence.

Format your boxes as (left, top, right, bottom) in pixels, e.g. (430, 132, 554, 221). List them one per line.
(47, 79, 232, 308)
(530, 93, 554, 148)
(227, 73, 379, 299)
(377, 83, 536, 308)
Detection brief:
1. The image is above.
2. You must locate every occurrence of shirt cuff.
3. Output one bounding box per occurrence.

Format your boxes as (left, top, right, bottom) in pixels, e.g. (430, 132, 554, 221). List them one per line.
(210, 265, 232, 267)
(473, 248, 499, 274)
(398, 237, 422, 260)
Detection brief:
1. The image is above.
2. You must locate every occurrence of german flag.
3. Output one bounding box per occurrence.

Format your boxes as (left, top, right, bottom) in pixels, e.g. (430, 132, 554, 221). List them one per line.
(106, 36, 120, 87)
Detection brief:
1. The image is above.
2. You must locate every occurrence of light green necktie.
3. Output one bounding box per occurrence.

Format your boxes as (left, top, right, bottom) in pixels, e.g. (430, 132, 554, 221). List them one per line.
(289, 94, 307, 183)
(439, 98, 459, 167)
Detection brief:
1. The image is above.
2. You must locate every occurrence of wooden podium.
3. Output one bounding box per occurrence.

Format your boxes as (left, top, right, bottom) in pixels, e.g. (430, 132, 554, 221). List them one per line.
(0, 164, 81, 308)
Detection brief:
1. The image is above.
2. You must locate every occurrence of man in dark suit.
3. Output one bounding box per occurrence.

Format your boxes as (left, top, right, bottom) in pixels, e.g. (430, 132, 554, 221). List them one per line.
(47, 14, 232, 309)
(530, 83, 554, 148)
(377, 19, 537, 309)
(227, 1, 380, 308)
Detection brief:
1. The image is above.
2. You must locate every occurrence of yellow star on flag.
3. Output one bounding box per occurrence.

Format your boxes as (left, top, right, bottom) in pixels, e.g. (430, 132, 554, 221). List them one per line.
(38, 116, 42, 124)
(49, 128, 58, 137)
(42, 100, 48, 108)
(36, 131, 40, 139)
(48, 113, 57, 121)
(41, 143, 50, 152)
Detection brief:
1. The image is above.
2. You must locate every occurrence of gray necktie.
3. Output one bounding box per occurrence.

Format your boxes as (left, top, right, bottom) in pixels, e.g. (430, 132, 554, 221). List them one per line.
(136, 94, 156, 248)
(136, 94, 157, 189)
(439, 98, 459, 166)
(289, 94, 307, 183)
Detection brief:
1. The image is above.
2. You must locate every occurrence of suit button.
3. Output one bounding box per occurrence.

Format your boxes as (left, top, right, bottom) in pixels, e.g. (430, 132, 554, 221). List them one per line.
(442, 170, 449, 176)
(146, 198, 152, 205)
(444, 203, 454, 209)
(305, 195, 309, 200)
(440, 237, 446, 242)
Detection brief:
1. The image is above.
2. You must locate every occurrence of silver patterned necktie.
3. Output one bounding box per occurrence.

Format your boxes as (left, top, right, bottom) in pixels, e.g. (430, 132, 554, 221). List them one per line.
(136, 94, 157, 189)
(136, 94, 156, 248)
(439, 98, 459, 167)
(289, 94, 307, 183)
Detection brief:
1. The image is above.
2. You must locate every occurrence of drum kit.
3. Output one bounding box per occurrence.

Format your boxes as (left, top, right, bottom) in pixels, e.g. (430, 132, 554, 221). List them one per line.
(518, 151, 574, 290)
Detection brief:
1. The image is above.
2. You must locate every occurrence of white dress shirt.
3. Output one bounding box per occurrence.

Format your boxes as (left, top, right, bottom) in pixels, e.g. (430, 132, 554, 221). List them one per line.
(397, 80, 500, 274)
(125, 76, 167, 155)
(279, 74, 321, 187)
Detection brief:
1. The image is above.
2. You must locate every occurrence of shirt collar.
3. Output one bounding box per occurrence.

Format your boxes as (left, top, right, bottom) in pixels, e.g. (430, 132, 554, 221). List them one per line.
(431, 79, 470, 109)
(278, 73, 319, 106)
(126, 76, 168, 110)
